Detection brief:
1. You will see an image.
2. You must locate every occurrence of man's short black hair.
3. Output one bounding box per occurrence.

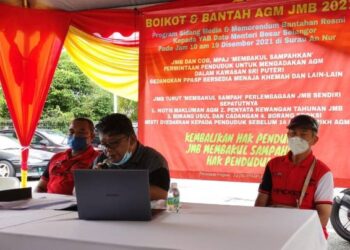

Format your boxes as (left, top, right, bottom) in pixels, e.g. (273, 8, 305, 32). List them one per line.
(287, 114, 319, 132)
(73, 117, 95, 133)
(95, 113, 135, 136)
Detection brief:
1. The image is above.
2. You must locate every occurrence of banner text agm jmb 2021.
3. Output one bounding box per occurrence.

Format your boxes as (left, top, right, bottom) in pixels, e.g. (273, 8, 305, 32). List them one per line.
(139, 0, 350, 187)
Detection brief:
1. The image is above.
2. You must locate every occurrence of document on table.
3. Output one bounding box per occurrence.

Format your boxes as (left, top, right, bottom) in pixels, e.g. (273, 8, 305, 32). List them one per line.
(0, 193, 77, 210)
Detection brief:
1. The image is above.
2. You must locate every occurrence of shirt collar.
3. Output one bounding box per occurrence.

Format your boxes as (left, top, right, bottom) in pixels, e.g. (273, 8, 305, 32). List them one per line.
(285, 150, 315, 168)
(66, 145, 95, 160)
(109, 141, 142, 169)
(128, 141, 143, 164)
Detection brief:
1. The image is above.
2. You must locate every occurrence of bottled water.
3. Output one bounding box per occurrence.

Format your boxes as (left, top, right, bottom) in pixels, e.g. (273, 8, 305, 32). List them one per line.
(167, 182, 180, 212)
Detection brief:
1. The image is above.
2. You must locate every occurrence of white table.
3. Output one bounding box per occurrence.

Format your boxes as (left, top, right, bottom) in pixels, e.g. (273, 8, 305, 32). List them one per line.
(0, 203, 327, 250)
(0, 209, 72, 229)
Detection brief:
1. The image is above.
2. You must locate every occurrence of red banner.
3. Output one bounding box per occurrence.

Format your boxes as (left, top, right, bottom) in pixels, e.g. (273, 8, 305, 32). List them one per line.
(139, 0, 350, 187)
(71, 9, 139, 46)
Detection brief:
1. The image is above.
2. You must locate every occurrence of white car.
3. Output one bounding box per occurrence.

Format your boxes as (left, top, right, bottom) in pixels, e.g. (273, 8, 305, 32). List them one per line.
(0, 135, 54, 178)
(0, 128, 68, 153)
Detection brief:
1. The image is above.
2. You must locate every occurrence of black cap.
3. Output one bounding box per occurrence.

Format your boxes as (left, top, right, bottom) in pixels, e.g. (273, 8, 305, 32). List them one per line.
(287, 115, 319, 132)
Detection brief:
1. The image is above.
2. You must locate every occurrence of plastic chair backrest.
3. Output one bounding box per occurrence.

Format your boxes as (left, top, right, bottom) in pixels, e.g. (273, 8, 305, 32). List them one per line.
(0, 177, 20, 190)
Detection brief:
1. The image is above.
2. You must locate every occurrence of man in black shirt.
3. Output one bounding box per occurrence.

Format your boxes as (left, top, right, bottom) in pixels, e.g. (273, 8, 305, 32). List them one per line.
(94, 113, 170, 200)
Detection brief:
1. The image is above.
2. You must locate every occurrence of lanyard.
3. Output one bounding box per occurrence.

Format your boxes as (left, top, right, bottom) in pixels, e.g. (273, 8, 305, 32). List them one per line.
(296, 158, 316, 208)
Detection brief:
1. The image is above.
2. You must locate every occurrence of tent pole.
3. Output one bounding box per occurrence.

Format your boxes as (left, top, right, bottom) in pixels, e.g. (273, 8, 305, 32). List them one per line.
(113, 94, 118, 113)
(23, 0, 29, 8)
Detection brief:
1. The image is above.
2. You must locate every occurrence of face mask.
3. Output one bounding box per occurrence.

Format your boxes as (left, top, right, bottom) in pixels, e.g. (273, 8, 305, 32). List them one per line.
(111, 151, 132, 166)
(68, 135, 87, 151)
(109, 137, 132, 166)
(288, 137, 309, 155)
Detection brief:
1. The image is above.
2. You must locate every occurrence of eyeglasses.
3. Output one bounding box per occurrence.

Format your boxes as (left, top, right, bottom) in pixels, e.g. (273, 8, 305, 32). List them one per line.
(100, 136, 128, 150)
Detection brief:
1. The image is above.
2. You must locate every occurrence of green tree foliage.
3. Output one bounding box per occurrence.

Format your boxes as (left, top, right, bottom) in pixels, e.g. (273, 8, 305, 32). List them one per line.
(89, 89, 114, 121)
(39, 106, 73, 132)
(0, 87, 10, 119)
(43, 52, 95, 116)
(118, 97, 138, 121)
(43, 51, 115, 122)
(69, 86, 114, 121)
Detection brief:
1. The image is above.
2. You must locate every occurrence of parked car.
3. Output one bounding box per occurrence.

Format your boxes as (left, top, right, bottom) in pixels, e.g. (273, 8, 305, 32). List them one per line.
(133, 122, 138, 135)
(0, 128, 68, 153)
(0, 135, 54, 178)
(92, 129, 101, 150)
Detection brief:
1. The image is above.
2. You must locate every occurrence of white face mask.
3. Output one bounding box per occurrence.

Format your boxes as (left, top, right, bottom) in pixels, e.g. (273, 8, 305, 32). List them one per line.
(288, 137, 310, 155)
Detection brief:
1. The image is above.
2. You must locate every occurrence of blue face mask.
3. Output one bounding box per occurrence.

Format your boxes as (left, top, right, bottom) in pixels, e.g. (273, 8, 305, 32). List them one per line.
(68, 136, 87, 152)
(111, 151, 132, 166)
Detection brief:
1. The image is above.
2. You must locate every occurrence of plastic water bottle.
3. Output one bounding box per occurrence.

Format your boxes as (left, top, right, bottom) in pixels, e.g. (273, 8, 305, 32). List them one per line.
(167, 182, 180, 212)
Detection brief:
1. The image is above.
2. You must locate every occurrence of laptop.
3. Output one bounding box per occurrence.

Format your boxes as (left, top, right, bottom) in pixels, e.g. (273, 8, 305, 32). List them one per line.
(74, 169, 152, 221)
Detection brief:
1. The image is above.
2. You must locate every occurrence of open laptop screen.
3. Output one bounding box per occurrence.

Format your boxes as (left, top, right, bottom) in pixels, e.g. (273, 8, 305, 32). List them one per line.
(74, 169, 152, 221)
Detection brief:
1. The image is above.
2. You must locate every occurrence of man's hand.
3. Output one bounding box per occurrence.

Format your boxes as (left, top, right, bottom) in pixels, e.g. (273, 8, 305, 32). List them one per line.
(254, 192, 269, 207)
(150, 185, 168, 200)
(316, 203, 332, 228)
(35, 179, 48, 193)
(94, 159, 109, 169)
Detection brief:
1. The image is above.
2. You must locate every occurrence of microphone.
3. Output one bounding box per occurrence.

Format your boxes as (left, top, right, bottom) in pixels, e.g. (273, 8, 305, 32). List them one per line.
(96, 158, 110, 169)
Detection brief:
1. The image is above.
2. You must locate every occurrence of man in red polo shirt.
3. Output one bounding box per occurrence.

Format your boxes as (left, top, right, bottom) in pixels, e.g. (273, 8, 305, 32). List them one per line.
(255, 114, 334, 238)
(35, 117, 99, 195)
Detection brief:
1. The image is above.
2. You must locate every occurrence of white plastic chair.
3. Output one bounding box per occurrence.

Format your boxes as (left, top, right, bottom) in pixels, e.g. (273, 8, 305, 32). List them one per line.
(0, 177, 20, 190)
